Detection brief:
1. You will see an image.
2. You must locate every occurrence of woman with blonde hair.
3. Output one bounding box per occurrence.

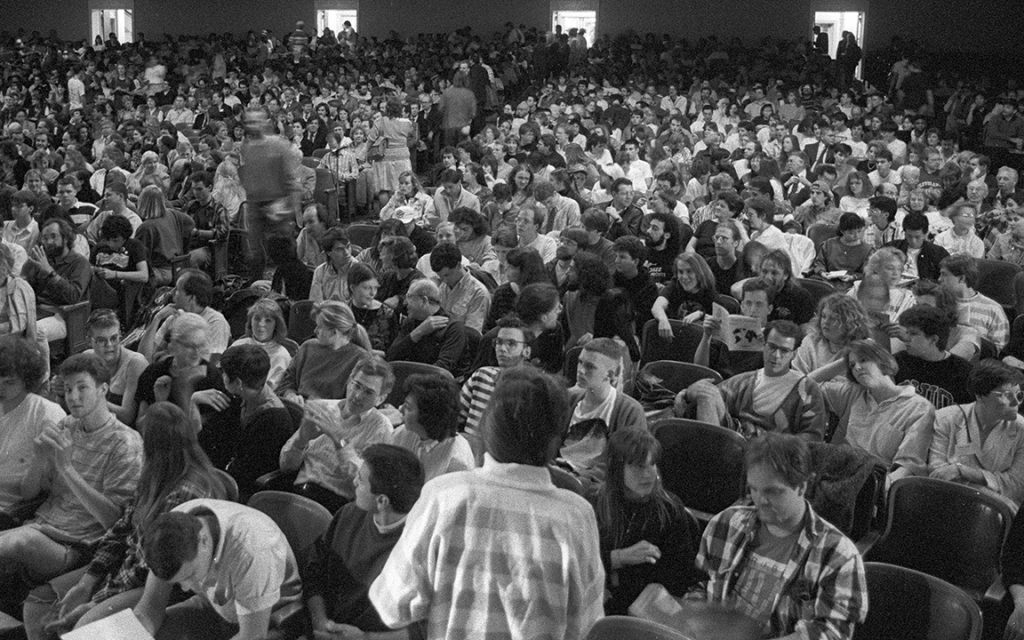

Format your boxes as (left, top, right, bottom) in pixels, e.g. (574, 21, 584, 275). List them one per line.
(277, 300, 371, 405)
(230, 298, 293, 389)
(127, 151, 168, 195)
(793, 293, 871, 374)
(212, 158, 246, 226)
(133, 185, 193, 285)
(849, 247, 917, 319)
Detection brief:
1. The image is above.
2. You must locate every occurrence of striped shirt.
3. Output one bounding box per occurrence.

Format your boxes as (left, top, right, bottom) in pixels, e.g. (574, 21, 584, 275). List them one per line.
(32, 415, 143, 545)
(959, 291, 1010, 350)
(370, 456, 605, 639)
(458, 366, 501, 436)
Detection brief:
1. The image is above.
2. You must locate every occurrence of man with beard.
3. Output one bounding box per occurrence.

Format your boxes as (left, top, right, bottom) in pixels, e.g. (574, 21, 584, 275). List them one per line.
(22, 218, 92, 343)
(548, 228, 589, 295)
(642, 211, 683, 285)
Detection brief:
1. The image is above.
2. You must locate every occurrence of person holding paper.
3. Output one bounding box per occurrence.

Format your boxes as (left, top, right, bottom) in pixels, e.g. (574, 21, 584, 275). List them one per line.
(811, 212, 871, 289)
(677, 319, 826, 441)
(694, 278, 773, 378)
(131, 499, 302, 640)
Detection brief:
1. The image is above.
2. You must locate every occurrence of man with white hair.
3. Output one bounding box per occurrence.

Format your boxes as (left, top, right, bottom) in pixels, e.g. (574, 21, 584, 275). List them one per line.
(386, 278, 468, 376)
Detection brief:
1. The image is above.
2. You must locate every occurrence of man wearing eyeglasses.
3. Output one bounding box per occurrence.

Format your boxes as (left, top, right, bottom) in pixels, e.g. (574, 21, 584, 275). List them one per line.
(457, 316, 533, 462)
(386, 279, 468, 378)
(930, 360, 1024, 506)
(677, 319, 825, 441)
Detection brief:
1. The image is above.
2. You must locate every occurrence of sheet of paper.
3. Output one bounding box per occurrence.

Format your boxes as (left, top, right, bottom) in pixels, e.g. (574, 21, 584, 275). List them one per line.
(61, 608, 155, 640)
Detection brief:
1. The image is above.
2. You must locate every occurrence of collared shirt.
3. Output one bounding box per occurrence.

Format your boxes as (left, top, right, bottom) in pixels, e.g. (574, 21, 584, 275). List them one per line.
(388, 426, 475, 481)
(280, 400, 392, 499)
(930, 403, 1024, 506)
(432, 189, 481, 225)
(173, 499, 302, 622)
(310, 259, 357, 303)
(2, 219, 38, 251)
(695, 504, 867, 640)
(934, 229, 985, 259)
(439, 270, 491, 334)
(369, 455, 605, 640)
(958, 291, 1010, 350)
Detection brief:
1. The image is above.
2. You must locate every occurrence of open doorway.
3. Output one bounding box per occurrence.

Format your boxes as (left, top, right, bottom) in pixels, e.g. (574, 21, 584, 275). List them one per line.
(90, 8, 133, 44)
(552, 10, 596, 40)
(317, 9, 357, 36)
(814, 11, 864, 76)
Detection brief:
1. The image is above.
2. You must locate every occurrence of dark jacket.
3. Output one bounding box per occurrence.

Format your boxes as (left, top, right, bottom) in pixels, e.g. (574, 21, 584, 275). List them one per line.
(888, 239, 949, 282)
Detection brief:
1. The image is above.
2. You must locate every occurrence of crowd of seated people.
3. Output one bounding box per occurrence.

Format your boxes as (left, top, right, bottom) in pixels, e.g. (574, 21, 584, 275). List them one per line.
(1, 17, 1024, 640)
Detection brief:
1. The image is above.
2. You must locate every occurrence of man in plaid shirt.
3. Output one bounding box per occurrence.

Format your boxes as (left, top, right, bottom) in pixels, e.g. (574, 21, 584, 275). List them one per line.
(693, 433, 867, 640)
(370, 366, 605, 639)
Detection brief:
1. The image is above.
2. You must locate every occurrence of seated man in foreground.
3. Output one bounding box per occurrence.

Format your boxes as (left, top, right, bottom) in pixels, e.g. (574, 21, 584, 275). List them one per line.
(132, 499, 302, 640)
(694, 432, 867, 639)
(304, 444, 426, 639)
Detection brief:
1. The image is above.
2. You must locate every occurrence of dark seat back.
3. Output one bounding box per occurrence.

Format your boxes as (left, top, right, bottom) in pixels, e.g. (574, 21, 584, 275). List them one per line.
(864, 477, 1013, 600)
(652, 418, 747, 518)
(794, 277, 836, 309)
(640, 319, 704, 366)
(854, 562, 982, 640)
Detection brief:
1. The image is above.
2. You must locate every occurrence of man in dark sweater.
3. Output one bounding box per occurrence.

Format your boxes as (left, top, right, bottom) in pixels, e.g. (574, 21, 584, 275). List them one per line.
(303, 444, 426, 639)
(201, 343, 294, 501)
(612, 236, 658, 332)
(895, 304, 973, 403)
(387, 279, 468, 377)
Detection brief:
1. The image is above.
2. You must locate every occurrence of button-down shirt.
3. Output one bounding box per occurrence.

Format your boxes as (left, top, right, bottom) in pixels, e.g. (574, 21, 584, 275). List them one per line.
(369, 456, 605, 640)
(432, 188, 480, 226)
(310, 259, 357, 303)
(930, 403, 1024, 506)
(439, 270, 491, 333)
(694, 504, 867, 640)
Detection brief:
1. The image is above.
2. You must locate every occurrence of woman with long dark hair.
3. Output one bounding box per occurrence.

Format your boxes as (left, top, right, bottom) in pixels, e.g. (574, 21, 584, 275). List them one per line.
(22, 402, 224, 639)
(592, 427, 702, 615)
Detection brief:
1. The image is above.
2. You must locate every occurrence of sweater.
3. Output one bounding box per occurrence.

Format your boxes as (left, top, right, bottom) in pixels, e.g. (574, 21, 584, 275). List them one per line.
(276, 341, 368, 400)
(303, 504, 417, 634)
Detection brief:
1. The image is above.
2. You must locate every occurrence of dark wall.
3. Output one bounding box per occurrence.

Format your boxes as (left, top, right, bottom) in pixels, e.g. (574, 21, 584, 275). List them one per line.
(5, 0, 1024, 55)
(134, 0, 315, 40)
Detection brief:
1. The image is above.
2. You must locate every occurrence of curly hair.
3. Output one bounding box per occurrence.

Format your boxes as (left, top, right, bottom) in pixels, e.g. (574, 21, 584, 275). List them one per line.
(814, 293, 869, 345)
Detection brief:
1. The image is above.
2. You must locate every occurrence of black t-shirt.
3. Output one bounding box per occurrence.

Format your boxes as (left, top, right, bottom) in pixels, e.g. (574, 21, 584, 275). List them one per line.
(92, 238, 147, 273)
(643, 246, 677, 286)
(895, 352, 974, 404)
(769, 280, 815, 325)
(709, 257, 745, 296)
(660, 279, 715, 317)
(693, 220, 719, 263)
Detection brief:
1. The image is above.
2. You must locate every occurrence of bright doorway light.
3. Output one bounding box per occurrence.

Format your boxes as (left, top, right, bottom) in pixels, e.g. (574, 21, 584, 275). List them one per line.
(91, 8, 133, 44)
(552, 10, 596, 39)
(317, 10, 357, 35)
(814, 11, 864, 77)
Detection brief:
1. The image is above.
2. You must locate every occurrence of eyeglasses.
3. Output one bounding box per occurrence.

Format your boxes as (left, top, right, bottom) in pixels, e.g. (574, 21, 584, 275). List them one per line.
(764, 342, 795, 355)
(173, 339, 205, 352)
(411, 294, 441, 306)
(990, 389, 1024, 404)
(495, 338, 526, 349)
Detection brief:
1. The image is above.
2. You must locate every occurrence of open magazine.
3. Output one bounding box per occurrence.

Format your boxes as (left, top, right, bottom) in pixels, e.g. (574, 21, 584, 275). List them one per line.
(711, 303, 764, 352)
